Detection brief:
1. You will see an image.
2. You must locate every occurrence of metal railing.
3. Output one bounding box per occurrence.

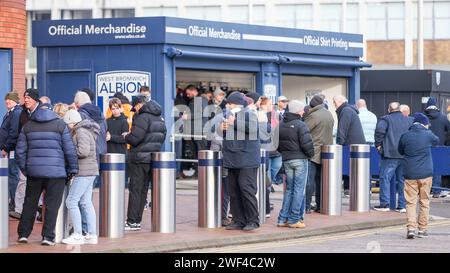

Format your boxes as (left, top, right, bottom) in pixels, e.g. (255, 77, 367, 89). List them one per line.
(170, 133, 207, 163)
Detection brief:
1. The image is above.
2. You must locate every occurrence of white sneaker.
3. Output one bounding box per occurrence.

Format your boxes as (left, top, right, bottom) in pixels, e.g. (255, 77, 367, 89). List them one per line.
(62, 233, 85, 245)
(395, 208, 407, 213)
(84, 234, 98, 245)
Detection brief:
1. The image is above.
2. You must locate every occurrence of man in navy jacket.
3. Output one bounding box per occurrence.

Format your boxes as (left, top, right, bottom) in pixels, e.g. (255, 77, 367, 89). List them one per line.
(399, 113, 439, 239)
(220, 92, 261, 231)
(374, 102, 412, 212)
(16, 97, 78, 246)
(0, 92, 22, 211)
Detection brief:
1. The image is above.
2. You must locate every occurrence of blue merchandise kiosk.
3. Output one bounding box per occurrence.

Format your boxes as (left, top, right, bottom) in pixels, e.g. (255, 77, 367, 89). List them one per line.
(33, 17, 370, 151)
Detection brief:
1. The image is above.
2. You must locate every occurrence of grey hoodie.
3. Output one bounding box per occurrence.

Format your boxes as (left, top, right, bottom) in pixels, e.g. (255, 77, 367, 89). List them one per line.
(72, 119, 100, 176)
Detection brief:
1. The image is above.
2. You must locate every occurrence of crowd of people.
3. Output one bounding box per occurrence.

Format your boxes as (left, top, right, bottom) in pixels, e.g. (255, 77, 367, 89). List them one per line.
(1, 83, 448, 244)
(0, 86, 166, 245)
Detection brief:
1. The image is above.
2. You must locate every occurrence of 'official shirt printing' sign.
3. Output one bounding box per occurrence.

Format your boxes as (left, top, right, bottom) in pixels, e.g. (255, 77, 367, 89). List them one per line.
(96, 70, 150, 114)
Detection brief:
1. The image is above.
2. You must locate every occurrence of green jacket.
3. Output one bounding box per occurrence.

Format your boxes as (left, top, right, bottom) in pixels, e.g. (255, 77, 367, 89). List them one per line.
(304, 104, 334, 164)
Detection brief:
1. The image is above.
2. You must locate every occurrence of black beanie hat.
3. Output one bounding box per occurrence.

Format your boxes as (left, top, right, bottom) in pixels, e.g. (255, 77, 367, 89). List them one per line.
(309, 95, 324, 108)
(24, 88, 40, 102)
(245, 92, 261, 103)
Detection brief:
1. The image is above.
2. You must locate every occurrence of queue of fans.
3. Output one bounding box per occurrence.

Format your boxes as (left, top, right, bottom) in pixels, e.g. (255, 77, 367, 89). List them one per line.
(1, 83, 447, 244)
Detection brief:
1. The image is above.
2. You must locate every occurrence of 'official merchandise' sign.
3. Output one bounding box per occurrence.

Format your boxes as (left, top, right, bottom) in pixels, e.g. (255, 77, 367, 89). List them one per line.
(96, 70, 150, 114)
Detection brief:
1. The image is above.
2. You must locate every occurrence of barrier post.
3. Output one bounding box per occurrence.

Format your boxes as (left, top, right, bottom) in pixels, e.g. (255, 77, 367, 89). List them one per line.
(99, 153, 126, 238)
(151, 152, 176, 233)
(321, 145, 343, 216)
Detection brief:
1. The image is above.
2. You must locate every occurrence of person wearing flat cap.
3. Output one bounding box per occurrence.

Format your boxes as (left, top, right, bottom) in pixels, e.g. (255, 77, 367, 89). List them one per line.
(0, 92, 22, 212)
(398, 112, 439, 239)
(219, 92, 261, 231)
(277, 96, 289, 120)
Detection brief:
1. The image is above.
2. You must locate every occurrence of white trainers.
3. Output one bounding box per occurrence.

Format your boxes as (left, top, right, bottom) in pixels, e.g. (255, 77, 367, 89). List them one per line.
(84, 234, 98, 245)
(62, 233, 85, 245)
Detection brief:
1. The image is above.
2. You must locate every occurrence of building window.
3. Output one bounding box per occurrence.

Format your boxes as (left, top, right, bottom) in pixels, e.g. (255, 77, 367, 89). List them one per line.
(103, 9, 135, 18)
(252, 5, 265, 25)
(367, 3, 386, 40)
(60, 10, 92, 20)
(29, 10, 51, 21)
(228, 5, 248, 24)
(27, 11, 52, 70)
(434, 1, 450, 39)
(346, 3, 359, 33)
(142, 7, 178, 17)
(413, 1, 450, 39)
(387, 3, 404, 39)
(185, 6, 221, 21)
(275, 4, 313, 29)
(367, 2, 404, 40)
(320, 4, 342, 32)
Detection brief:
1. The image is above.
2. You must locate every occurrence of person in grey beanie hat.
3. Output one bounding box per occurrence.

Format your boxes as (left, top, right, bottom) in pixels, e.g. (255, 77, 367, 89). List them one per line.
(277, 99, 314, 228)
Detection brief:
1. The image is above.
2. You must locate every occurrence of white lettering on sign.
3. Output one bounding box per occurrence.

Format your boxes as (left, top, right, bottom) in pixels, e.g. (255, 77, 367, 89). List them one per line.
(48, 23, 147, 36)
(264, 84, 277, 102)
(303, 35, 349, 50)
(187, 25, 241, 40)
(96, 70, 150, 113)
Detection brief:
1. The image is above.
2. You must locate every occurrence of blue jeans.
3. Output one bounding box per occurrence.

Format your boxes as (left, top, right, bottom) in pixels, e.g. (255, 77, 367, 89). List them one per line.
(278, 159, 308, 224)
(431, 174, 442, 194)
(267, 156, 282, 183)
(8, 157, 19, 208)
(380, 158, 405, 209)
(66, 176, 97, 235)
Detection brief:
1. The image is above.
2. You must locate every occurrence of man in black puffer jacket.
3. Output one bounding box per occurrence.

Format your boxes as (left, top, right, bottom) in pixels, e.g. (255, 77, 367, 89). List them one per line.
(424, 97, 450, 198)
(124, 95, 167, 230)
(277, 100, 314, 228)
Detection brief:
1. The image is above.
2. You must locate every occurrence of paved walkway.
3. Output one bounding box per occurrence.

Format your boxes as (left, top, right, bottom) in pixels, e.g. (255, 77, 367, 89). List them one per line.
(1, 180, 407, 253)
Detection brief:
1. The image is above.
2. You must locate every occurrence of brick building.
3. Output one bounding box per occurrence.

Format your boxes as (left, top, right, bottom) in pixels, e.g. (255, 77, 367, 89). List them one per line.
(0, 0, 26, 102)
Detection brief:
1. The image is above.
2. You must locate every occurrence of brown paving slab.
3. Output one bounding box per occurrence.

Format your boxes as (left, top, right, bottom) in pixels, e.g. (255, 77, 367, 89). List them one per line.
(1, 185, 406, 253)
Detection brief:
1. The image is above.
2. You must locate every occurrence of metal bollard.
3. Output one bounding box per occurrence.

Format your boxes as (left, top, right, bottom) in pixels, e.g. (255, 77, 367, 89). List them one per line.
(321, 145, 342, 216)
(198, 150, 222, 228)
(151, 152, 176, 233)
(0, 159, 8, 249)
(99, 153, 126, 238)
(256, 149, 267, 225)
(349, 144, 371, 212)
(54, 183, 70, 243)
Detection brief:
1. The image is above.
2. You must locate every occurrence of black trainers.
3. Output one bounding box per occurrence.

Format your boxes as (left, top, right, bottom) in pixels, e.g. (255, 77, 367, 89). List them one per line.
(373, 205, 390, 212)
(417, 230, 428, 238)
(407, 230, 415, 239)
(124, 222, 141, 231)
(225, 222, 244, 230)
(41, 237, 56, 246)
(243, 223, 259, 231)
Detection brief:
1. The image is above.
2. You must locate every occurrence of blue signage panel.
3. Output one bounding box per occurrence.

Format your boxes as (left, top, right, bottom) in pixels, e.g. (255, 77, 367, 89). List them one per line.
(165, 17, 363, 57)
(33, 17, 165, 47)
(33, 17, 364, 57)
